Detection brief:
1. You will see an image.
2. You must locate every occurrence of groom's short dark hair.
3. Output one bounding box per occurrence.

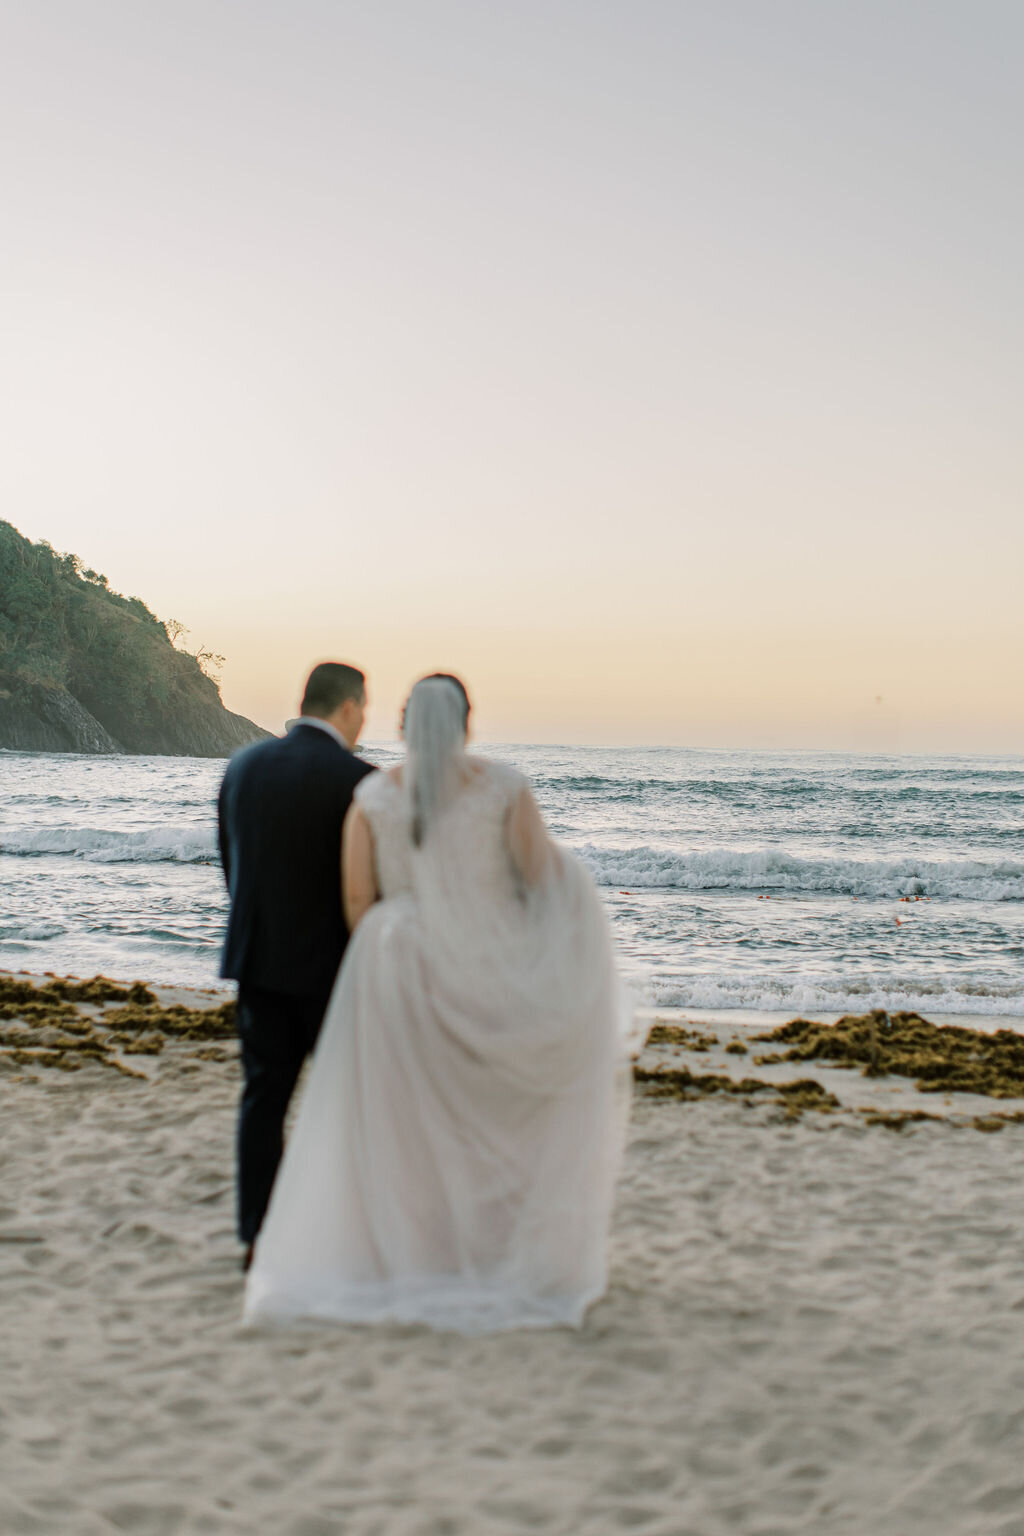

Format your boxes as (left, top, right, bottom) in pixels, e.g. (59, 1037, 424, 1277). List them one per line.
(300, 662, 365, 718)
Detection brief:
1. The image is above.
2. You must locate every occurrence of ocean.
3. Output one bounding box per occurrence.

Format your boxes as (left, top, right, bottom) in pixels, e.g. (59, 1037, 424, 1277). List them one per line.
(1, 745, 1022, 1021)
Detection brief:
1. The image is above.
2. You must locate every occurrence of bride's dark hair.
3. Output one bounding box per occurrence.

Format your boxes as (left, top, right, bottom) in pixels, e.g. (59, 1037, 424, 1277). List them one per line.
(423, 673, 471, 726)
(400, 673, 471, 736)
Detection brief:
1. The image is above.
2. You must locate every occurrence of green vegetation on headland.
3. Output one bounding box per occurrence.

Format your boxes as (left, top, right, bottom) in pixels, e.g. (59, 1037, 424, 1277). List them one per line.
(0, 521, 268, 755)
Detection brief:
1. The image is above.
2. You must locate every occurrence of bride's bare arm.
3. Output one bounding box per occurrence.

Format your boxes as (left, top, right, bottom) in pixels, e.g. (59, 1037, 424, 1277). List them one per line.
(343, 804, 378, 930)
(506, 784, 555, 886)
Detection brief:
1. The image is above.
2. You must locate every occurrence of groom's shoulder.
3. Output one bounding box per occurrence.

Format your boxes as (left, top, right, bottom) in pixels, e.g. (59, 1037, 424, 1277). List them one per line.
(221, 734, 278, 782)
(221, 730, 377, 792)
(273, 729, 377, 792)
(220, 729, 310, 790)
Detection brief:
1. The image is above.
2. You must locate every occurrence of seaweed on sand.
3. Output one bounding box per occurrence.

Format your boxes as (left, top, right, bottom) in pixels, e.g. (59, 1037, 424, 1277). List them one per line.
(645, 1023, 719, 1053)
(860, 1110, 942, 1132)
(99, 1000, 236, 1041)
(971, 1112, 1024, 1133)
(0, 974, 157, 1020)
(751, 1011, 1024, 1099)
(632, 1064, 840, 1119)
(0, 974, 236, 1076)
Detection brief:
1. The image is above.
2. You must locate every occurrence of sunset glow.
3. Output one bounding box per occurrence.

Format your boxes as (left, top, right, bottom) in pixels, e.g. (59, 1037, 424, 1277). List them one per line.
(2, 2, 1020, 749)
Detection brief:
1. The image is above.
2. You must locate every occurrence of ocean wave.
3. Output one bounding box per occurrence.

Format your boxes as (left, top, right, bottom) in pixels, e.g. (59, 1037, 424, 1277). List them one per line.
(0, 825, 217, 864)
(537, 775, 819, 801)
(845, 766, 1024, 785)
(644, 973, 1024, 1019)
(875, 786, 1024, 804)
(538, 774, 1024, 811)
(0, 921, 68, 942)
(580, 844, 1024, 901)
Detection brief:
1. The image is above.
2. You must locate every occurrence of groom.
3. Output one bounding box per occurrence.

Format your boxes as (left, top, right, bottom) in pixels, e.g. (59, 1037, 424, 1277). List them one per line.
(217, 661, 375, 1267)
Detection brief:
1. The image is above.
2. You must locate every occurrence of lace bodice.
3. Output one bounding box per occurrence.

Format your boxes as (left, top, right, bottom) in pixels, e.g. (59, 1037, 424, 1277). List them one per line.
(354, 757, 528, 901)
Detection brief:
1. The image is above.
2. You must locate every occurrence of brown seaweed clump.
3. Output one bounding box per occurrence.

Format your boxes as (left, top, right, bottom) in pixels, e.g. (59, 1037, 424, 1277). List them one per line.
(860, 1109, 942, 1132)
(0, 973, 157, 1022)
(751, 1011, 1024, 1099)
(99, 1000, 237, 1041)
(633, 1064, 840, 1119)
(0, 974, 236, 1077)
(645, 1023, 719, 1053)
(971, 1112, 1024, 1133)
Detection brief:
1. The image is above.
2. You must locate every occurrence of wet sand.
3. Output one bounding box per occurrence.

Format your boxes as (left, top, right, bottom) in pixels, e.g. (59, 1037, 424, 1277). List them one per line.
(3, 978, 1024, 1534)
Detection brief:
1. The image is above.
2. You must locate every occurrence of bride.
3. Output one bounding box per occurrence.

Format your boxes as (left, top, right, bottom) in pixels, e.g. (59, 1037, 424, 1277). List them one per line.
(244, 674, 633, 1333)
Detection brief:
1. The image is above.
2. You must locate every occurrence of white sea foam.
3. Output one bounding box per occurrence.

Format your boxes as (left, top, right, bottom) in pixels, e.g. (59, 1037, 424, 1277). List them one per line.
(2, 746, 1022, 1006)
(579, 844, 1024, 901)
(0, 921, 67, 942)
(645, 974, 1024, 1018)
(0, 825, 217, 864)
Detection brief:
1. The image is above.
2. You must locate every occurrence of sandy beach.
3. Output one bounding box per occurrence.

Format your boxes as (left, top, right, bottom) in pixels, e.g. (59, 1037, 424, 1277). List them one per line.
(3, 978, 1024, 1535)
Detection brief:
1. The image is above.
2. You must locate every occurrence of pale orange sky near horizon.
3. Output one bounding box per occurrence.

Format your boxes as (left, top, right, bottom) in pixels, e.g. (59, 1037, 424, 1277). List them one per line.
(3, 2, 1022, 751)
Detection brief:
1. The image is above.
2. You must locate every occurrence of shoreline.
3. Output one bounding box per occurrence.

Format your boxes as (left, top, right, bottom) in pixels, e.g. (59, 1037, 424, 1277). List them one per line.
(638, 1001, 1024, 1035)
(4, 743, 1021, 1031)
(5, 970, 1024, 1124)
(5, 969, 1020, 1035)
(2, 978, 1023, 1531)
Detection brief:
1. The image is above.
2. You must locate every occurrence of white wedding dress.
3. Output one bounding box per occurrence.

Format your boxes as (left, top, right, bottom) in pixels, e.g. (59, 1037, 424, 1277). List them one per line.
(244, 717, 632, 1333)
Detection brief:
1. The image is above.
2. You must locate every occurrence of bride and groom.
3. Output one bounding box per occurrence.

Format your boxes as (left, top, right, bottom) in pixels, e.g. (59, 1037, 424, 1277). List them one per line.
(218, 662, 632, 1333)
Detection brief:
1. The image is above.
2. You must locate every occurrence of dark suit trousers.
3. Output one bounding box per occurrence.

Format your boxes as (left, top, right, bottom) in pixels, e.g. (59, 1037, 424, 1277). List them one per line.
(235, 984, 331, 1244)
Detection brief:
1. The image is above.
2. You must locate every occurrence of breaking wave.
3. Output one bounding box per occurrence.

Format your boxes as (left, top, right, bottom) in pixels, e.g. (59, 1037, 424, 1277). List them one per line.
(645, 973, 1024, 1020)
(0, 825, 217, 864)
(580, 844, 1024, 901)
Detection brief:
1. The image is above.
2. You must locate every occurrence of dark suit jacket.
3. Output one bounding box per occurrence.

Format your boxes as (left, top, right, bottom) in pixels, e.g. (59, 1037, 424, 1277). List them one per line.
(217, 722, 376, 998)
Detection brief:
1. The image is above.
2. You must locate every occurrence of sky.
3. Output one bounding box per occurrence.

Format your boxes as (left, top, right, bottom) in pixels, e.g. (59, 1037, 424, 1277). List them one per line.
(1, 1, 1021, 749)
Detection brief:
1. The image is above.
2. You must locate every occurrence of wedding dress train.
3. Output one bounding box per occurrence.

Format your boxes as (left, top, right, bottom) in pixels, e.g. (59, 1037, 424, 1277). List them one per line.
(244, 735, 631, 1333)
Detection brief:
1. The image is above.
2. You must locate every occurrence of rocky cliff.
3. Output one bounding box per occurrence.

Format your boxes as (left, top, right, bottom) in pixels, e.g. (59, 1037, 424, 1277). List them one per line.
(0, 522, 270, 757)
